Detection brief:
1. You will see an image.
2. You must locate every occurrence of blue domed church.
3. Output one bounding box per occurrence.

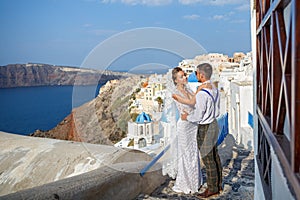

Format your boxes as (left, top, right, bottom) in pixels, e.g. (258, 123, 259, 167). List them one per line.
(187, 71, 200, 92)
(127, 112, 154, 148)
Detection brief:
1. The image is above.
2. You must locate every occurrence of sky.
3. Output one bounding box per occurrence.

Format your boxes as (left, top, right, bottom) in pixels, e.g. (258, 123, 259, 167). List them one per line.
(0, 0, 251, 72)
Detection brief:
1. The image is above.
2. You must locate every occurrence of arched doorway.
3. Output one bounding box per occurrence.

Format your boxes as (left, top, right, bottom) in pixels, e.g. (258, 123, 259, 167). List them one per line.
(138, 138, 147, 148)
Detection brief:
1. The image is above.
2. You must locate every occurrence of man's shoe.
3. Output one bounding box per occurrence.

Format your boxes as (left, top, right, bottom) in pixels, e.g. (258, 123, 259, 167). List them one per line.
(196, 188, 219, 198)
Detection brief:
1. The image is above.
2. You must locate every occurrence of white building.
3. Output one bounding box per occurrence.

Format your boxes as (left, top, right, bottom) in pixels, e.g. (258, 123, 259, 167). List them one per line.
(127, 112, 154, 149)
(131, 74, 167, 114)
(195, 53, 229, 63)
(215, 52, 254, 151)
(178, 59, 196, 76)
(230, 81, 253, 150)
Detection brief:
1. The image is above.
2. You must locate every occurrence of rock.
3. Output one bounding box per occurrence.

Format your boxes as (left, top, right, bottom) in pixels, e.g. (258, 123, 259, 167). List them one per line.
(31, 76, 144, 145)
(0, 63, 132, 88)
(231, 183, 241, 192)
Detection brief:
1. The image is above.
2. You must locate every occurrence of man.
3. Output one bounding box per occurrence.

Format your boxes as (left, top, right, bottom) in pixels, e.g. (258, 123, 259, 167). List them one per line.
(181, 63, 222, 198)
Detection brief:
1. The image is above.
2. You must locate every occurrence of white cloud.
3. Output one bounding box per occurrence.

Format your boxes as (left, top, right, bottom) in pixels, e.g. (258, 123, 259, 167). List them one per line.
(101, 0, 116, 3)
(83, 0, 99, 2)
(183, 14, 200, 20)
(179, 0, 203, 5)
(230, 19, 247, 23)
(83, 23, 93, 28)
(178, 0, 245, 6)
(236, 3, 250, 11)
(209, 0, 243, 6)
(101, 0, 172, 6)
(100, 0, 248, 6)
(213, 15, 226, 20)
(211, 11, 235, 21)
(228, 11, 235, 16)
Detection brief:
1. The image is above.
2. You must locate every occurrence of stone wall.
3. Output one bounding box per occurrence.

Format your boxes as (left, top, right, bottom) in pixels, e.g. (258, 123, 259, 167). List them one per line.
(0, 132, 166, 199)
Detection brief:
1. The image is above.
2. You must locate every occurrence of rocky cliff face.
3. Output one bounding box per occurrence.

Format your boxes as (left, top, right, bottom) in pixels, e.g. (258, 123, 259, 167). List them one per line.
(31, 76, 143, 145)
(0, 63, 131, 88)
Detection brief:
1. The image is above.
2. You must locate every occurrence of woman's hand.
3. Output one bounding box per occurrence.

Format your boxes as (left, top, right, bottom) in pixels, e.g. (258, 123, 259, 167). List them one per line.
(196, 83, 212, 93)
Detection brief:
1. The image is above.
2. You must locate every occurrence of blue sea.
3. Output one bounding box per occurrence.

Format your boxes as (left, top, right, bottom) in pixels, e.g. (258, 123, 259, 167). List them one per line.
(0, 84, 103, 135)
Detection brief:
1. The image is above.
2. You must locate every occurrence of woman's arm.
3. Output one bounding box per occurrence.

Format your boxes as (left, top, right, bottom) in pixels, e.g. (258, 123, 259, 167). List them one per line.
(172, 83, 212, 106)
(172, 93, 196, 105)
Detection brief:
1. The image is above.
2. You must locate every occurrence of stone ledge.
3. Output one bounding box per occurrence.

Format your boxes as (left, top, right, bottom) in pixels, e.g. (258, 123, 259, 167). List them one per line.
(1, 162, 166, 200)
(0, 132, 165, 198)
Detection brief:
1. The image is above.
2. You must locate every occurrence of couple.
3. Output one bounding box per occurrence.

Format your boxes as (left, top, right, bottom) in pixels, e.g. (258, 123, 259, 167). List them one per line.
(169, 63, 222, 198)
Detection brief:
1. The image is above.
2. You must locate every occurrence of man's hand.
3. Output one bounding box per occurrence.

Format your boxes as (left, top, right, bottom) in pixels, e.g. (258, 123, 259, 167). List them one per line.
(181, 112, 188, 120)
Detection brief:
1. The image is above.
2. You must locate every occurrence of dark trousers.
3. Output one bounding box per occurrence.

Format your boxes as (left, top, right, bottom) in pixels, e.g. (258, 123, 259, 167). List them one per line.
(197, 120, 222, 193)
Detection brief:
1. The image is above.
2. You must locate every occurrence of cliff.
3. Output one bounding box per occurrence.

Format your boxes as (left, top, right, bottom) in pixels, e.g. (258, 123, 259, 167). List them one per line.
(0, 63, 131, 88)
(31, 76, 143, 145)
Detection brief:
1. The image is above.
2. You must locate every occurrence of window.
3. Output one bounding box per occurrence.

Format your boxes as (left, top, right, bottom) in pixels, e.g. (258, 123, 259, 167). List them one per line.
(146, 125, 149, 135)
(139, 126, 143, 135)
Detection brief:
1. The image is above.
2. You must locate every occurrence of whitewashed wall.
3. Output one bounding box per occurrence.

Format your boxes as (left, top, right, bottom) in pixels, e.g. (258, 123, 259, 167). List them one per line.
(229, 81, 253, 149)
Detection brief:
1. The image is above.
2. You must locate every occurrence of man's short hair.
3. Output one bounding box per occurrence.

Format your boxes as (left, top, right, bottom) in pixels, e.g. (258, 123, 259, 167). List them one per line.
(197, 63, 212, 79)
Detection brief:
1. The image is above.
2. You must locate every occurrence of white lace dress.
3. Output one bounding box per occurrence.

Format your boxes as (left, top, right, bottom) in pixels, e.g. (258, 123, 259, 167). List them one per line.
(172, 88, 203, 194)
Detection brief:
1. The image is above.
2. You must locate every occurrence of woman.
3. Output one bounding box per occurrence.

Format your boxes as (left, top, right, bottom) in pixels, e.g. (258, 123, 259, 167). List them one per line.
(170, 67, 210, 194)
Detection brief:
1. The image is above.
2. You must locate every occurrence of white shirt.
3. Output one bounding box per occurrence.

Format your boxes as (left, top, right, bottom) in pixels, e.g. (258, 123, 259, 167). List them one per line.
(187, 80, 220, 124)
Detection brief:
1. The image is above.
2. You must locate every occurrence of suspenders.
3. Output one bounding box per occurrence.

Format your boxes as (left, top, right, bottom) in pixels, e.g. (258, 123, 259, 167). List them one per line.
(201, 88, 219, 118)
